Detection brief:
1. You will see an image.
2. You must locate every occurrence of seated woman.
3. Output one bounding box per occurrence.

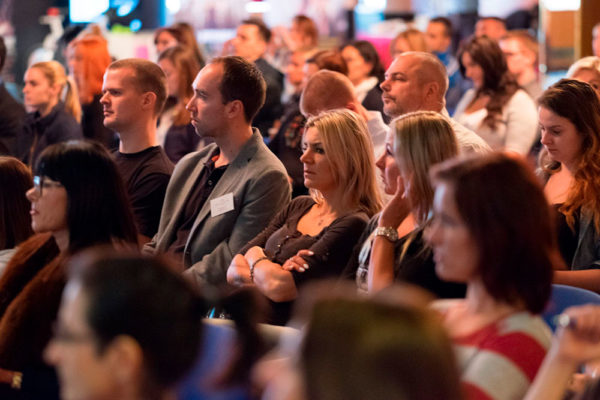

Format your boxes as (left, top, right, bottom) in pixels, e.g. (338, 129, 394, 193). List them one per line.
(355, 111, 465, 298)
(538, 79, 600, 289)
(567, 56, 600, 100)
(0, 157, 32, 276)
(428, 154, 555, 400)
(157, 45, 203, 163)
(227, 109, 381, 325)
(67, 35, 117, 150)
(19, 61, 83, 165)
(454, 36, 538, 155)
(154, 23, 205, 68)
(341, 40, 386, 118)
(390, 28, 428, 58)
(0, 141, 137, 398)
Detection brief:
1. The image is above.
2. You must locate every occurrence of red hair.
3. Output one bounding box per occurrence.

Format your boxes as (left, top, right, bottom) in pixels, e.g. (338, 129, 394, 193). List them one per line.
(68, 35, 111, 104)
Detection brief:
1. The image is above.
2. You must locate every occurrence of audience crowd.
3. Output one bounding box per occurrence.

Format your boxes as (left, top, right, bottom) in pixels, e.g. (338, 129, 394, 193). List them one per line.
(3, 11, 600, 400)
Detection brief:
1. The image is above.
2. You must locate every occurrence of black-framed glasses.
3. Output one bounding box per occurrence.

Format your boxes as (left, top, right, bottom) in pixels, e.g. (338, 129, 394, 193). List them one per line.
(33, 176, 63, 196)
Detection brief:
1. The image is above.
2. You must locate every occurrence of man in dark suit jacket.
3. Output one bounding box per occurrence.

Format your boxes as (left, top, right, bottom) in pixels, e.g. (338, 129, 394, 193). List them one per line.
(143, 56, 290, 289)
(231, 19, 283, 137)
(0, 36, 25, 155)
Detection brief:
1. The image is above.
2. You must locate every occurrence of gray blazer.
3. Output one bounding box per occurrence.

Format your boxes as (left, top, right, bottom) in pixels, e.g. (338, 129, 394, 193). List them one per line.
(144, 130, 291, 287)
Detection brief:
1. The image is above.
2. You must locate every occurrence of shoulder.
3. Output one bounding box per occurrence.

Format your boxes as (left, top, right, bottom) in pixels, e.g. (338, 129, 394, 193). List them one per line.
(508, 89, 536, 108)
(450, 118, 492, 155)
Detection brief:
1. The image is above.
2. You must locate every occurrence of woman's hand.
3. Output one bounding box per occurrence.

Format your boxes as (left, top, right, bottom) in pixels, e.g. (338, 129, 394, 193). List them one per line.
(227, 254, 252, 286)
(553, 305, 600, 366)
(379, 176, 411, 228)
(282, 249, 314, 273)
(245, 246, 267, 266)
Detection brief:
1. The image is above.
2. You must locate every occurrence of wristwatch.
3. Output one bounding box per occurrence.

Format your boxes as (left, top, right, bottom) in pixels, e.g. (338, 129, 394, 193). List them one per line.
(374, 226, 398, 243)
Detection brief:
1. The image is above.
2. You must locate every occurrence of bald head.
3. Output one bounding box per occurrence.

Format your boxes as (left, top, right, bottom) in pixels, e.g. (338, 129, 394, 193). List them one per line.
(381, 52, 448, 117)
(300, 70, 357, 117)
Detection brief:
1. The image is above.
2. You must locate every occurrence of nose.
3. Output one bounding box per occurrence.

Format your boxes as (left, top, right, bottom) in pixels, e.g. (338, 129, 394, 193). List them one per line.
(380, 78, 389, 92)
(540, 130, 551, 146)
(424, 217, 441, 247)
(26, 187, 37, 202)
(185, 96, 196, 113)
(375, 150, 386, 171)
(99, 92, 108, 105)
(300, 148, 311, 164)
(43, 339, 60, 366)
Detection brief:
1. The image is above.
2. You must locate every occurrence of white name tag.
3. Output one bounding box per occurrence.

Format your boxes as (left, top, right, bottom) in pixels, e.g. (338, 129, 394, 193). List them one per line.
(210, 192, 235, 217)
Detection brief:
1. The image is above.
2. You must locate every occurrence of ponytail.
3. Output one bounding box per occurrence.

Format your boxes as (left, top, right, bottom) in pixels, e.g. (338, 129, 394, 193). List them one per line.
(64, 76, 82, 123)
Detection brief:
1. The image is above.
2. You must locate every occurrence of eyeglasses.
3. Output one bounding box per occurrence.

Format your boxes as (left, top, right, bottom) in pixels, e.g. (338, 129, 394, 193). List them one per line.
(33, 176, 63, 196)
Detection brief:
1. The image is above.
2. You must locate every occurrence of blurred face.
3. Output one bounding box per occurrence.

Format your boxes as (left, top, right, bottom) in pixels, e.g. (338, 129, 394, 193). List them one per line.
(23, 67, 59, 115)
(45, 282, 120, 400)
(539, 106, 583, 170)
(461, 52, 484, 89)
(232, 24, 266, 62)
(67, 45, 85, 84)
(289, 21, 308, 51)
(300, 127, 335, 192)
(158, 58, 179, 98)
(380, 55, 428, 118)
(571, 68, 600, 100)
(286, 51, 306, 90)
(593, 25, 600, 57)
(427, 182, 479, 283)
(341, 45, 372, 86)
(474, 19, 506, 41)
(426, 22, 451, 53)
(499, 38, 534, 78)
(26, 175, 68, 235)
(391, 37, 412, 58)
(186, 63, 227, 138)
(375, 129, 401, 195)
(155, 31, 178, 55)
(303, 62, 320, 85)
(100, 68, 144, 132)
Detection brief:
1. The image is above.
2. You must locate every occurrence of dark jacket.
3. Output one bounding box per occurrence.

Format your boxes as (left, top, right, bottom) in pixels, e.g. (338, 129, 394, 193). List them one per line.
(18, 103, 83, 166)
(0, 83, 26, 156)
(253, 58, 284, 137)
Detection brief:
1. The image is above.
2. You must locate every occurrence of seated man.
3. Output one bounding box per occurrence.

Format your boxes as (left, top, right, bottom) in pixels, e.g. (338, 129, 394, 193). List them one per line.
(45, 251, 202, 400)
(144, 56, 291, 289)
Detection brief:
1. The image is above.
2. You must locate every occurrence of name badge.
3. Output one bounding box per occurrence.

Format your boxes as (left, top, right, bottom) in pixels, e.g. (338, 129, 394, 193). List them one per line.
(210, 193, 235, 217)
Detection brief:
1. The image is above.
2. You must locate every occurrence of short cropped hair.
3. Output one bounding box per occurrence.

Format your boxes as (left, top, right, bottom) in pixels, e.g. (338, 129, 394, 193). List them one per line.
(431, 154, 554, 313)
(68, 251, 203, 395)
(211, 56, 266, 123)
(430, 17, 452, 37)
(241, 18, 271, 43)
(300, 70, 355, 117)
(107, 58, 168, 115)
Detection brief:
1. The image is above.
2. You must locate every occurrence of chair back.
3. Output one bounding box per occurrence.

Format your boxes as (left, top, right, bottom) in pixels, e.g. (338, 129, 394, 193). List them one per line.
(543, 284, 600, 331)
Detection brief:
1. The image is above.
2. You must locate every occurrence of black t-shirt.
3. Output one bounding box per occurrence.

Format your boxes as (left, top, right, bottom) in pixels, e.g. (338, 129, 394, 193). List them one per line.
(113, 146, 174, 238)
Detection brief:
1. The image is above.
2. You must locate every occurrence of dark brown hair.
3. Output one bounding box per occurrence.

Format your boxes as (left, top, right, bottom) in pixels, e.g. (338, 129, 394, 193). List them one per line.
(211, 56, 266, 123)
(0, 157, 33, 250)
(306, 50, 348, 75)
(538, 79, 600, 232)
(458, 35, 519, 130)
(292, 15, 318, 48)
(241, 18, 271, 43)
(342, 40, 385, 82)
(431, 154, 555, 313)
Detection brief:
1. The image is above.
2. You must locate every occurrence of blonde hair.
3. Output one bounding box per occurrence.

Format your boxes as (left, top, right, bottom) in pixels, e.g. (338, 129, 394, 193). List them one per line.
(29, 61, 81, 123)
(305, 109, 381, 217)
(391, 29, 428, 56)
(392, 111, 458, 225)
(567, 56, 600, 79)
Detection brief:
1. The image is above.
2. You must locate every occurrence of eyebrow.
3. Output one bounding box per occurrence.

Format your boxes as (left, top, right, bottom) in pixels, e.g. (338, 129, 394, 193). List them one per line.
(386, 72, 406, 79)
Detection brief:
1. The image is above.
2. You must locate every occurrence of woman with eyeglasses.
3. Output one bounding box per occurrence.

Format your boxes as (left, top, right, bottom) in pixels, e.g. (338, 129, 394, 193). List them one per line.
(0, 141, 137, 399)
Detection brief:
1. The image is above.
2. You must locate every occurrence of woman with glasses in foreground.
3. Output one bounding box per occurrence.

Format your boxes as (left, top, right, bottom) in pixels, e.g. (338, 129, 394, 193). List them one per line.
(0, 140, 136, 399)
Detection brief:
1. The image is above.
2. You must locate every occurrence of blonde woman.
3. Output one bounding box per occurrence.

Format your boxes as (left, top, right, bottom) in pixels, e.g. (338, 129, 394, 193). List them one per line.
(359, 111, 465, 297)
(19, 61, 82, 165)
(390, 28, 428, 58)
(227, 109, 381, 325)
(567, 56, 600, 100)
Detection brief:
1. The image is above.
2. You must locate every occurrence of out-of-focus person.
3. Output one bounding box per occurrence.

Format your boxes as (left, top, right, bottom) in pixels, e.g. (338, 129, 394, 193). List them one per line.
(428, 153, 555, 400)
(474, 16, 508, 41)
(566, 56, 600, 100)
(19, 61, 82, 166)
(0, 36, 25, 156)
(454, 36, 538, 155)
(499, 30, 542, 99)
(303, 49, 348, 83)
(154, 23, 205, 68)
(390, 28, 427, 58)
(0, 141, 137, 399)
(426, 17, 465, 115)
(67, 35, 118, 150)
(157, 45, 203, 163)
(0, 157, 32, 275)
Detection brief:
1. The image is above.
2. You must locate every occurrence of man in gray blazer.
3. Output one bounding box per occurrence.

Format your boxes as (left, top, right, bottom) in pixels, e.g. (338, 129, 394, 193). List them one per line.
(144, 56, 291, 289)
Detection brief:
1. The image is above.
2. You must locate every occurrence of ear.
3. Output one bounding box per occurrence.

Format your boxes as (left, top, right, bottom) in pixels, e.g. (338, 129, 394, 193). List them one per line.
(141, 92, 157, 113)
(225, 99, 244, 120)
(424, 81, 440, 101)
(105, 335, 144, 387)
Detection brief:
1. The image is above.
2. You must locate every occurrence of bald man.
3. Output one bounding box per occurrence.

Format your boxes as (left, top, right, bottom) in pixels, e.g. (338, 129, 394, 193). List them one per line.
(380, 52, 490, 154)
